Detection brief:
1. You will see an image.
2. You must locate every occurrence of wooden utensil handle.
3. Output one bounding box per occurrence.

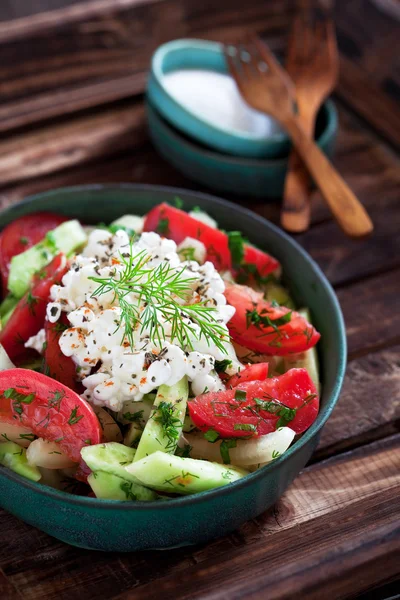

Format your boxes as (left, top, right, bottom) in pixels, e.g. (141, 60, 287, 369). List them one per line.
(284, 118, 374, 238)
(281, 113, 315, 233)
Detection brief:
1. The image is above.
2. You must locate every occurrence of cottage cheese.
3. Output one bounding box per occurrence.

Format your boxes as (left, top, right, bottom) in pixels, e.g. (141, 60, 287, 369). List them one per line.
(49, 228, 241, 410)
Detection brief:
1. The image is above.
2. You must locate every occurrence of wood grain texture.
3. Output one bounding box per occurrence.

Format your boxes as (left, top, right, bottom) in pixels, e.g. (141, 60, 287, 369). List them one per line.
(2, 436, 397, 600)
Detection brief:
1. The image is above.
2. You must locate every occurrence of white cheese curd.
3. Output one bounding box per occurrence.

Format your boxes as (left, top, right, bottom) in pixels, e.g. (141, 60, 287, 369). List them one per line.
(50, 227, 242, 411)
(188, 209, 218, 229)
(177, 237, 206, 264)
(24, 328, 46, 354)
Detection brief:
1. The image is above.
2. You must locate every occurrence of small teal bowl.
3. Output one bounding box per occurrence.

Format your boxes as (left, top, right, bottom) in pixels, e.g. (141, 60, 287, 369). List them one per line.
(0, 185, 346, 551)
(147, 38, 291, 159)
(147, 99, 337, 198)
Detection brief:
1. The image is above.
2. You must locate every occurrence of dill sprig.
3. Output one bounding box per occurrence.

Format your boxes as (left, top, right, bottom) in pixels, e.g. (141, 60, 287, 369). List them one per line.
(89, 247, 229, 353)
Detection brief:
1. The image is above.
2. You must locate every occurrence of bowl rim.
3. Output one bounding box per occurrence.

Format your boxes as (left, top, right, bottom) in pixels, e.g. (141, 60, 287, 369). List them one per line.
(150, 38, 289, 146)
(146, 97, 338, 167)
(0, 183, 347, 510)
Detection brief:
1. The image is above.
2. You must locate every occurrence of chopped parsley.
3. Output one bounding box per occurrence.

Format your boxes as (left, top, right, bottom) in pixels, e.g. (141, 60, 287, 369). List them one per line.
(234, 389, 247, 402)
(156, 217, 170, 235)
(233, 423, 257, 433)
(174, 197, 184, 209)
(204, 429, 219, 443)
(220, 439, 237, 464)
(214, 359, 233, 373)
(227, 231, 247, 266)
(246, 308, 292, 332)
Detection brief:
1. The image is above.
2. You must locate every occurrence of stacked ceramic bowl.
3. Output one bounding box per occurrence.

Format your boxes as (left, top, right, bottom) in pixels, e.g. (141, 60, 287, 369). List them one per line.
(147, 39, 338, 199)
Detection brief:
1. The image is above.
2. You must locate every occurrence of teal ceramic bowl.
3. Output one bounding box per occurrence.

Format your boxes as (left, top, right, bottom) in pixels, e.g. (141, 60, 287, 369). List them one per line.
(0, 185, 346, 551)
(147, 38, 290, 158)
(147, 100, 337, 198)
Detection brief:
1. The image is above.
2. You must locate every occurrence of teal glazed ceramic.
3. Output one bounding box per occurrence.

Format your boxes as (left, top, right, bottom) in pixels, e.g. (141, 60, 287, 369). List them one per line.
(147, 100, 337, 199)
(0, 185, 346, 551)
(147, 38, 291, 158)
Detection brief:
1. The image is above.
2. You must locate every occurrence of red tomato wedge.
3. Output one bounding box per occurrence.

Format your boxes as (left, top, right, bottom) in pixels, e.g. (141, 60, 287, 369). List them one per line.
(227, 363, 269, 388)
(143, 203, 280, 276)
(224, 282, 320, 356)
(188, 368, 319, 437)
(0, 369, 101, 462)
(0, 212, 67, 294)
(44, 316, 80, 392)
(0, 254, 69, 363)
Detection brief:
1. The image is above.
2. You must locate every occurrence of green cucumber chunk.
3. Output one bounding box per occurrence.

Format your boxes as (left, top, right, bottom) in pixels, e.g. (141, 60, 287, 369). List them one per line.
(0, 441, 41, 482)
(81, 442, 136, 480)
(283, 307, 320, 393)
(88, 471, 157, 501)
(264, 282, 295, 308)
(124, 423, 143, 449)
(0, 294, 19, 325)
(110, 215, 144, 236)
(126, 451, 248, 495)
(134, 377, 188, 462)
(8, 219, 87, 298)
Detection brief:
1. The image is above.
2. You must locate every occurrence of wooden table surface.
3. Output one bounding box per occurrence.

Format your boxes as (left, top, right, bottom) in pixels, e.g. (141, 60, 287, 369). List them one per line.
(0, 1, 399, 599)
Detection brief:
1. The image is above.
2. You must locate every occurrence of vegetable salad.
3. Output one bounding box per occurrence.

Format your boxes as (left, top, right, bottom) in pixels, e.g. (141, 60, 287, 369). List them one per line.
(0, 201, 320, 500)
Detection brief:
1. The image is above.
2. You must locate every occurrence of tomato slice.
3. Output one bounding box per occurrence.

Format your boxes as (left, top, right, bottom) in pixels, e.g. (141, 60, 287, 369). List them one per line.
(0, 212, 67, 295)
(143, 203, 280, 276)
(188, 368, 319, 437)
(0, 254, 69, 363)
(224, 282, 320, 356)
(44, 316, 80, 392)
(0, 369, 101, 462)
(227, 363, 269, 388)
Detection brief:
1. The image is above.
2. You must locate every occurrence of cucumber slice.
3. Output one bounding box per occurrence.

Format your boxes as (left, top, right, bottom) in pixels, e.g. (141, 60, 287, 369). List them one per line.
(8, 220, 87, 298)
(81, 442, 137, 480)
(0, 295, 19, 325)
(183, 413, 196, 433)
(126, 451, 248, 495)
(186, 428, 296, 466)
(88, 471, 157, 501)
(134, 377, 188, 462)
(264, 282, 295, 308)
(283, 307, 320, 393)
(0, 441, 41, 481)
(123, 423, 143, 449)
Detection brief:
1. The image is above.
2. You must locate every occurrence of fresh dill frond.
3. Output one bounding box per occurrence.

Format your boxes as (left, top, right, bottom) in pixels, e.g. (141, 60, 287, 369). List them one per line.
(88, 247, 229, 353)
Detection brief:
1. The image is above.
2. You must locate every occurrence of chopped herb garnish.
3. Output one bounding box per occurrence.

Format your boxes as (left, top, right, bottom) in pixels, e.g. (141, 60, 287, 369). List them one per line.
(233, 423, 257, 433)
(178, 246, 196, 262)
(19, 433, 36, 442)
(220, 439, 237, 464)
(19, 236, 28, 246)
(120, 481, 137, 501)
(214, 359, 233, 373)
(47, 390, 65, 410)
(88, 246, 229, 354)
(1, 433, 11, 441)
(152, 401, 182, 452)
(227, 231, 247, 266)
(157, 217, 170, 235)
(54, 321, 69, 333)
(67, 406, 83, 426)
(26, 291, 39, 315)
(45, 231, 58, 252)
(246, 308, 292, 332)
(174, 196, 184, 209)
(175, 443, 192, 458)
(234, 389, 247, 402)
(272, 449, 280, 459)
(204, 428, 219, 443)
(122, 410, 144, 423)
(254, 393, 317, 428)
(191, 205, 201, 213)
(4, 388, 35, 417)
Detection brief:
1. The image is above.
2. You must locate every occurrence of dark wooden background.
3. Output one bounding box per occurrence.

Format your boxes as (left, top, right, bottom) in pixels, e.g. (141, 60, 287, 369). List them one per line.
(0, 1, 399, 599)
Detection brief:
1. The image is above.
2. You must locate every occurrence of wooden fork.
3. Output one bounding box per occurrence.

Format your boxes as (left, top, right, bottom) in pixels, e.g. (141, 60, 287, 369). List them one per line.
(281, 3, 339, 232)
(224, 38, 373, 238)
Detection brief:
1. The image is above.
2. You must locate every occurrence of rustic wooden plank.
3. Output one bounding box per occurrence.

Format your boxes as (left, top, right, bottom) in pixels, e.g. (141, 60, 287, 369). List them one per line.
(0, 0, 288, 133)
(0, 104, 146, 186)
(0, 568, 22, 600)
(337, 269, 400, 358)
(3, 435, 397, 600)
(317, 345, 400, 455)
